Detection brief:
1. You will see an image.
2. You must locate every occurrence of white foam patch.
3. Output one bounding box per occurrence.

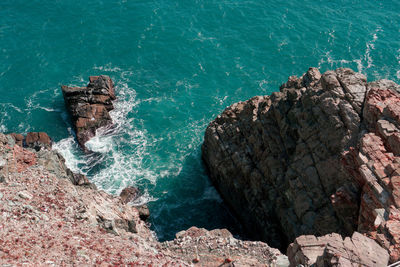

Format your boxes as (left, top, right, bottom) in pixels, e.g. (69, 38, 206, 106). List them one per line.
(0, 124, 7, 132)
(53, 64, 210, 204)
(129, 189, 158, 206)
(0, 103, 23, 113)
(53, 67, 162, 200)
(85, 133, 114, 154)
(318, 27, 383, 77)
(88, 78, 161, 190)
(53, 136, 88, 174)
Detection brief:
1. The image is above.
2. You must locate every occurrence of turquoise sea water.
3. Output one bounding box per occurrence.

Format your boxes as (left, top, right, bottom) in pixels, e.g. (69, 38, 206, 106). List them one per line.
(1, 0, 399, 241)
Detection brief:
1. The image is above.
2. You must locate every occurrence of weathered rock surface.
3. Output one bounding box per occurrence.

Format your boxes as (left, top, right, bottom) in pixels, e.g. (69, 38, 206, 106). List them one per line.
(0, 132, 287, 266)
(163, 226, 289, 267)
(119, 186, 140, 204)
(119, 186, 150, 221)
(287, 232, 389, 266)
(202, 67, 400, 263)
(9, 132, 52, 151)
(61, 75, 115, 151)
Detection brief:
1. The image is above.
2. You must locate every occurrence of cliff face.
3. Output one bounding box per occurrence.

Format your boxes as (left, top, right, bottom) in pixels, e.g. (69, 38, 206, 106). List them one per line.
(0, 132, 287, 266)
(202, 68, 400, 262)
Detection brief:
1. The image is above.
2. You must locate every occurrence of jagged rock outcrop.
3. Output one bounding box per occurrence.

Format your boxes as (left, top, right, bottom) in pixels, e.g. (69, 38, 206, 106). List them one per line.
(61, 75, 115, 151)
(0, 132, 288, 266)
(9, 132, 52, 151)
(202, 67, 400, 263)
(119, 186, 150, 221)
(287, 232, 389, 266)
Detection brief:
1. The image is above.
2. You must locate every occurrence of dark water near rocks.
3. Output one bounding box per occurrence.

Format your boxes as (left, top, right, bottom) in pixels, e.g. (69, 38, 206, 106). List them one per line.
(1, 0, 399, 241)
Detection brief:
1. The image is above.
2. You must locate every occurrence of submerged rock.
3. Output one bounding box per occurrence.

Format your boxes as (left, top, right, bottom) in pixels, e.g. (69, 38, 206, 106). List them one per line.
(61, 75, 116, 151)
(202, 67, 400, 263)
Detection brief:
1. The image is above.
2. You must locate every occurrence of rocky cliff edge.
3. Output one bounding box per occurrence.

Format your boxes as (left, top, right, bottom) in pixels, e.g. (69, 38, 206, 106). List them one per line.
(0, 132, 286, 266)
(203, 67, 400, 265)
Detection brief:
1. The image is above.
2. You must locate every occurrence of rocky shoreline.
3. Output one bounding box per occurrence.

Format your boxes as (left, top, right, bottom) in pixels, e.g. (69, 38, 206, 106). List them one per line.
(2, 69, 399, 266)
(0, 132, 286, 266)
(203, 67, 400, 265)
(0, 76, 287, 266)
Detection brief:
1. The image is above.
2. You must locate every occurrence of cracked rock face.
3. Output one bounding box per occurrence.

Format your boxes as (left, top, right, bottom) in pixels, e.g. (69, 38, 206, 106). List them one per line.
(203, 67, 367, 248)
(61, 75, 116, 151)
(202, 67, 400, 264)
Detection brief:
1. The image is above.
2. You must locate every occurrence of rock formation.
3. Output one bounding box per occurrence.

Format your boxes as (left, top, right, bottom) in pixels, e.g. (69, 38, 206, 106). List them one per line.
(0, 132, 287, 266)
(61, 75, 116, 151)
(287, 232, 389, 266)
(164, 226, 288, 266)
(202, 67, 400, 263)
(9, 132, 52, 151)
(119, 186, 150, 221)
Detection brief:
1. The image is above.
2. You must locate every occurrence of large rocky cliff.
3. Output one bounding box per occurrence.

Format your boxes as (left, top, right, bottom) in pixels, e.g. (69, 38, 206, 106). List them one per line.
(202, 67, 400, 263)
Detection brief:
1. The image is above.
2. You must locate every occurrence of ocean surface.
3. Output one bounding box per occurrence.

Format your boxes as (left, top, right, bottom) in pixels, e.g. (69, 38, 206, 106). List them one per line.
(1, 0, 399, 241)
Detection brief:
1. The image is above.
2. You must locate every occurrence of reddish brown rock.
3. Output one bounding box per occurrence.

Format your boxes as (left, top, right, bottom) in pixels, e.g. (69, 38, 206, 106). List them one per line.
(203, 68, 366, 248)
(25, 132, 52, 150)
(202, 67, 400, 263)
(61, 75, 115, 151)
(8, 132, 51, 151)
(137, 205, 150, 221)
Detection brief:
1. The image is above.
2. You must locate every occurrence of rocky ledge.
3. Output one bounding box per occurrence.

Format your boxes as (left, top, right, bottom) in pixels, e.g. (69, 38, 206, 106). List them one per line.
(61, 75, 116, 151)
(0, 132, 286, 266)
(202, 67, 400, 264)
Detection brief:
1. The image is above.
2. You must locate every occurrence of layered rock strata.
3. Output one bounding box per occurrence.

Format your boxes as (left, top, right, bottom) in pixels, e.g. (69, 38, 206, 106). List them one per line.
(0, 132, 286, 266)
(202, 67, 400, 262)
(61, 75, 116, 151)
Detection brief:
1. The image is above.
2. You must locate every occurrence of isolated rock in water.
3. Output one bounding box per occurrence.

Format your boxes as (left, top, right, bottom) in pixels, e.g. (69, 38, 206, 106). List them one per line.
(61, 75, 115, 151)
(202, 67, 400, 261)
(287, 232, 389, 267)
